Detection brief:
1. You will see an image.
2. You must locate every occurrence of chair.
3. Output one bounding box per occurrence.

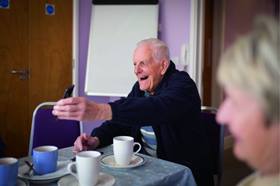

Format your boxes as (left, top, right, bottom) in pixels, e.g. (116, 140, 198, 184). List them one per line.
(201, 106, 224, 186)
(28, 102, 81, 156)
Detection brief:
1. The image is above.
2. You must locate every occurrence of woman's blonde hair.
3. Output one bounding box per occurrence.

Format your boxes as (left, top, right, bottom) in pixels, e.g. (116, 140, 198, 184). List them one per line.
(217, 16, 280, 125)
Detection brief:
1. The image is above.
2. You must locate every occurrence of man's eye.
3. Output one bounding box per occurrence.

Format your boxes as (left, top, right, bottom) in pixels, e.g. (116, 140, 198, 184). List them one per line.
(140, 61, 146, 66)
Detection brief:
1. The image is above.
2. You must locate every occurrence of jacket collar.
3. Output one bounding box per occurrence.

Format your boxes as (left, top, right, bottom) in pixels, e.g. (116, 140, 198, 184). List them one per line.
(153, 60, 177, 94)
(136, 60, 177, 96)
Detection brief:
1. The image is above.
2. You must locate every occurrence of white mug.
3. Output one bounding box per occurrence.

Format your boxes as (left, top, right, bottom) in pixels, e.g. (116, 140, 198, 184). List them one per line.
(113, 136, 141, 166)
(67, 151, 101, 186)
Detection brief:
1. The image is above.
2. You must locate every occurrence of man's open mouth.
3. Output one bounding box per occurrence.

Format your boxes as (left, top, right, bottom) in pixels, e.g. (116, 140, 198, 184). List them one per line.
(140, 76, 148, 81)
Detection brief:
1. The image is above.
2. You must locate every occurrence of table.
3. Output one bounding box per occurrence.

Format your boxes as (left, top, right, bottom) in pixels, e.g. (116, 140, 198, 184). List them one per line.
(19, 146, 197, 186)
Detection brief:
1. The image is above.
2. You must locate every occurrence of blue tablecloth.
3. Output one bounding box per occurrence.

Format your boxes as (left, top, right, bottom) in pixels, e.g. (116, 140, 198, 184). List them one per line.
(19, 146, 197, 186)
(60, 146, 196, 186)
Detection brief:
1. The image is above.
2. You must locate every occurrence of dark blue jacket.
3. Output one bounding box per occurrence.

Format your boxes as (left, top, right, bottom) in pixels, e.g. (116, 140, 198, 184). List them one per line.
(92, 61, 211, 175)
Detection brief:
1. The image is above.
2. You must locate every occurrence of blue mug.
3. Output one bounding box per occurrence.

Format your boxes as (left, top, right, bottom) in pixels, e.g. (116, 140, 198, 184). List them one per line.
(0, 157, 18, 186)
(33, 145, 58, 175)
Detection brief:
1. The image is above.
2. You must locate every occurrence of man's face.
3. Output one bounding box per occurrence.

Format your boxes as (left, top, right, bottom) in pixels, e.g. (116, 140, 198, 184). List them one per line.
(133, 45, 167, 94)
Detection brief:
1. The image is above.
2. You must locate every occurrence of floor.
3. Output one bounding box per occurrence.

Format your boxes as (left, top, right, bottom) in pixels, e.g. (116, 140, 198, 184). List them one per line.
(221, 148, 253, 186)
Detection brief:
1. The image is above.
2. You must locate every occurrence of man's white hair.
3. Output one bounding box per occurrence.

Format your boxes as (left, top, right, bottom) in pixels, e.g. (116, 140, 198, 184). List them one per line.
(136, 38, 170, 63)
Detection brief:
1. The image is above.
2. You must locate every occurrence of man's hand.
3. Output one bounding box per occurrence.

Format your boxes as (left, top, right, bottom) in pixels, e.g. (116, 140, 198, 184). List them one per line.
(52, 97, 112, 121)
(73, 133, 100, 153)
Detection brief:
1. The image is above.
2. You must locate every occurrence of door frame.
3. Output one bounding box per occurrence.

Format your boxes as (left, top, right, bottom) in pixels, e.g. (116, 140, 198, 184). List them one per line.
(73, 0, 83, 133)
(189, 0, 225, 107)
(73, 0, 79, 97)
(188, 0, 204, 98)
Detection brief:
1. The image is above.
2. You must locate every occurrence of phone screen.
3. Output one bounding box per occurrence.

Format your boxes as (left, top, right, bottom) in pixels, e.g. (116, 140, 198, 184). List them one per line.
(63, 85, 75, 98)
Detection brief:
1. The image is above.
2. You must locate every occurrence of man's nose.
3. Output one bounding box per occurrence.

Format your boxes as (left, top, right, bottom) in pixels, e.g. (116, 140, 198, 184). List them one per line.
(134, 65, 141, 74)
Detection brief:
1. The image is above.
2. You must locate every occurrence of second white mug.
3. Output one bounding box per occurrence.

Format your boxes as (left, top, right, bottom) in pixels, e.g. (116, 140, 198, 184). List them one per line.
(68, 151, 101, 186)
(113, 136, 141, 166)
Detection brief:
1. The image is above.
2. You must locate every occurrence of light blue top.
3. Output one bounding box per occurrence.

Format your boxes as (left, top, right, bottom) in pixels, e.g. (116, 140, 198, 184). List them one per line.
(141, 92, 157, 157)
(140, 126, 157, 157)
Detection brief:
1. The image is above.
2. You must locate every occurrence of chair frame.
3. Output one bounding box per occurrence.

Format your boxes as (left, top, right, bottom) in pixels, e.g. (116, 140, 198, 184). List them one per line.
(201, 106, 224, 186)
(28, 102, 82, 156)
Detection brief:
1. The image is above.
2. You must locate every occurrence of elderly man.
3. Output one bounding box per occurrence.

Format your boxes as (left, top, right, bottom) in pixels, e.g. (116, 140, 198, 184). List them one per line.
(53, 38, 212, 186)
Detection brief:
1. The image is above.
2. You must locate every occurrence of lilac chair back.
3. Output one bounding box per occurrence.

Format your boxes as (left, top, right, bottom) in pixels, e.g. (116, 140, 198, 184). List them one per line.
(28, 102, 81, 155)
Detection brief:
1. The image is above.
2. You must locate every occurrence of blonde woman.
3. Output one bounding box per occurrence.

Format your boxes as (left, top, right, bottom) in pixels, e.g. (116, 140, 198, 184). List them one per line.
(216, 16, 280, 186)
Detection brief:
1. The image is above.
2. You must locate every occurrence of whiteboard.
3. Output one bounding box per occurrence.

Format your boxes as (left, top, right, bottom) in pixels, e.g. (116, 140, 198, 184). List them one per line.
(85, 4, 158, 97)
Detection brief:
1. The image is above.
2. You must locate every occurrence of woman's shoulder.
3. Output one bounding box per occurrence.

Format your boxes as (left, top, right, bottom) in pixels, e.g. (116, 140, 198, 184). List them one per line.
(237, 172, 280, 186)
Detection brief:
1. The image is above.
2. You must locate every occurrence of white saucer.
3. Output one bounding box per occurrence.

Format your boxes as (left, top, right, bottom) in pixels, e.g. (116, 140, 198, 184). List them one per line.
(101, 154, 145, 169)
(18, 160, 70, 184)
(58, 172, 115, 186)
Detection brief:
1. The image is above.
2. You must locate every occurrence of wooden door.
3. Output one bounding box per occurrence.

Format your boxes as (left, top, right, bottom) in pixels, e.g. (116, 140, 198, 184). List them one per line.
(202, 0, 214, 106)
(28, 0, 72, 121)
(0, 0, 72, 158)
(0, 0, 29, 158)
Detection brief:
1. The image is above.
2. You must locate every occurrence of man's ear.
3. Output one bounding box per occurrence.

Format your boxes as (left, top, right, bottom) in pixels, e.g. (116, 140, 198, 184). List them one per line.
(160, 59, 169, 75)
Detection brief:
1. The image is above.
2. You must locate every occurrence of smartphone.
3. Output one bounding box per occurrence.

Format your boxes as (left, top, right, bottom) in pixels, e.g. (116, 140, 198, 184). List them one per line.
(63, 85, 75, 98)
